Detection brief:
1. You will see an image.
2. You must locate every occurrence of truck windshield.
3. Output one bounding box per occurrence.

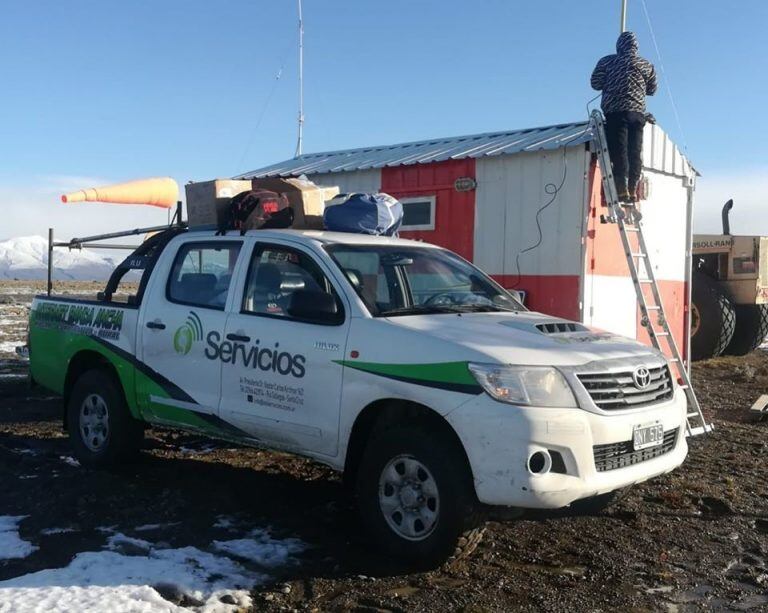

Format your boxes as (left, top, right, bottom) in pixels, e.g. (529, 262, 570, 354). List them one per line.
(325, 244, 524, 316)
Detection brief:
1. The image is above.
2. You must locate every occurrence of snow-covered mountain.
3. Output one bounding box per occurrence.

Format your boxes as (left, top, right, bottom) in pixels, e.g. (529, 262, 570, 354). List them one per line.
(0, 236, 118, 280)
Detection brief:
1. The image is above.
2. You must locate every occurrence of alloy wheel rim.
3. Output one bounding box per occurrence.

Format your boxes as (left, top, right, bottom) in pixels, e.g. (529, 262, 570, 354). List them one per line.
(79, 393, 109, 452)
(378, 454, 440, 541)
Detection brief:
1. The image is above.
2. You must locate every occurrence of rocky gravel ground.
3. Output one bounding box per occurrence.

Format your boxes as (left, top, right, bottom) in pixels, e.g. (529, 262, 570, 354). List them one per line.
(0, 282, 767, 611)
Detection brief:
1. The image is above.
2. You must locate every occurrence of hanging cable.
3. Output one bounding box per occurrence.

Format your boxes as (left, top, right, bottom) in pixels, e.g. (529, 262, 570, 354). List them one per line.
(640, 0, 688, 152)
(236, 41, 295, 172)
(508, 98, 599, 289)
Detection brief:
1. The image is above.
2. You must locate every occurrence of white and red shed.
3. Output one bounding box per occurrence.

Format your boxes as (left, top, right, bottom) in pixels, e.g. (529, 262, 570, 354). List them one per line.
(240, 121, 696, 358)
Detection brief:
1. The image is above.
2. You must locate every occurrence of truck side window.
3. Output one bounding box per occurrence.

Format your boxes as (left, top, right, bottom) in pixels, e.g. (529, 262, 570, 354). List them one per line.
(167, 241, 242, 310)
(242, 244, 343, 324)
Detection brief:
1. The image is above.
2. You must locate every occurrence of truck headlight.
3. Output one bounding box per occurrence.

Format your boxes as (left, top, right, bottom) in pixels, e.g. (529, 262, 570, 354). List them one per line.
(468, 363, 577, 408)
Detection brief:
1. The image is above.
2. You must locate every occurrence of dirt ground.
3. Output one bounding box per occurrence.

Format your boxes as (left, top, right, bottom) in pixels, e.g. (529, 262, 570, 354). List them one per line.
(1, 281, 767, 612)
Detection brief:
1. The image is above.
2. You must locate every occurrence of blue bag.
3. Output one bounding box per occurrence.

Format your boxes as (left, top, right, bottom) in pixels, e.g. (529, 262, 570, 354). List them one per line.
(323, 192, 403, 236)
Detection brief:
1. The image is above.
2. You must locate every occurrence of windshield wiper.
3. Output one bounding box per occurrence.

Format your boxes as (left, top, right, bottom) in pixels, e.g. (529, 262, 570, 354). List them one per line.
(377, 305, 462, 316)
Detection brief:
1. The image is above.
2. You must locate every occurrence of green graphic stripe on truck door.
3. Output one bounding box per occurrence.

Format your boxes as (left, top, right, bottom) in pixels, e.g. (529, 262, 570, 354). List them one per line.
(335, 360, 482, 395)
(90, 337, 195, 404)
(89, 338, 254, 439)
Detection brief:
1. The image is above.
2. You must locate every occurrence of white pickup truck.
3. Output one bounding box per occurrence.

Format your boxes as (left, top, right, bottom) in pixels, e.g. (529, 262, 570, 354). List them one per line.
(29, 228, 688, 564)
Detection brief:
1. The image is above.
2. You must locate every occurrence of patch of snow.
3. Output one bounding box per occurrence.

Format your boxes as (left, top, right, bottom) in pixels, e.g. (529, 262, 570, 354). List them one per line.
(0, 516, 37, 560)
(179, 444, 218, 455)
(59, 456, 80, 468)
(105, 533, 153, 553)
(96, 526, 117, 534)
(213, 529, 304, 568)
(213, 516, 237, 530)
(0, 543, 265, 612)
(134, 523, 179, 533)
(0, 341, 22, 354)
(40, 528, 77, 536)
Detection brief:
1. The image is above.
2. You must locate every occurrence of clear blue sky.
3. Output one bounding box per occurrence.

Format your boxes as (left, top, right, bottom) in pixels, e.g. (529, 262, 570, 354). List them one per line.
(1, 0, 766, 237)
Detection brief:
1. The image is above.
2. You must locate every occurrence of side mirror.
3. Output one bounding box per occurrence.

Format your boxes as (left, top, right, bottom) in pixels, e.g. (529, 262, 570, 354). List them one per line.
(287, 290, 341, 324)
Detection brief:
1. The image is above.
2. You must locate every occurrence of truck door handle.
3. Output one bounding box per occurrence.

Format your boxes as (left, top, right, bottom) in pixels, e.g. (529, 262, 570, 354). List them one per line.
(146, 320, 166, 330)
(226, 333, 250, 342)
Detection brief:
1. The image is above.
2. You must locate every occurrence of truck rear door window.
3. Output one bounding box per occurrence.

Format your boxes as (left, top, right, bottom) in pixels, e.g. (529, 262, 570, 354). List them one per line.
(167, 241, 242, 310)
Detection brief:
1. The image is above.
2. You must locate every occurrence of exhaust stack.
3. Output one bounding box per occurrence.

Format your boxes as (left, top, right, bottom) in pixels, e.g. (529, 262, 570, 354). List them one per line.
(721, 199, 734, 235)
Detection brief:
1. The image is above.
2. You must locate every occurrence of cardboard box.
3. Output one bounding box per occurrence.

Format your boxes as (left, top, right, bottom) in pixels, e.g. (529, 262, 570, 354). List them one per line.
(185, 179, 253, 227)
(251, 177, 339, 229)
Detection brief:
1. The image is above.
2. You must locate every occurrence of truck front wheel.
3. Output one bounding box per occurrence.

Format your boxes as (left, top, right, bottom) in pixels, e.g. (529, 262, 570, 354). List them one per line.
(356, 426, 484, 567)
(67, 369, 143, 467)
(723, 304, 768, 356)
(691, 271, 736, 361)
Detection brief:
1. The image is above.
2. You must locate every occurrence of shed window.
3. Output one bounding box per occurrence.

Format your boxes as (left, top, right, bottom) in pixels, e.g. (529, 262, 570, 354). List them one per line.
(399, 196, 436, 231)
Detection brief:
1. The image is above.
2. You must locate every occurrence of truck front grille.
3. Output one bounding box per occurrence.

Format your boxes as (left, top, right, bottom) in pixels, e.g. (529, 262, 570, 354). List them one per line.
(593, 428, 678, 472)
(577, 365, 673, 410)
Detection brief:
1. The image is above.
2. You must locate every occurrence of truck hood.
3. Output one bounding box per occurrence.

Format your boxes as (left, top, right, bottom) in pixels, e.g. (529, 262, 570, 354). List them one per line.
(385, 311, 659, 366)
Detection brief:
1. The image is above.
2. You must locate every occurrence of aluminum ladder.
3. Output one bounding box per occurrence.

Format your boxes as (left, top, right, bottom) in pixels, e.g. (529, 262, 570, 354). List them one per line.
(589, 110, 712, 436)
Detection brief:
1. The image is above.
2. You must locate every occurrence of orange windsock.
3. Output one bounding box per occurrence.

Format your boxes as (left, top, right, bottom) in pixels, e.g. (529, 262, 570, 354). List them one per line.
(61, 177, 178, 209)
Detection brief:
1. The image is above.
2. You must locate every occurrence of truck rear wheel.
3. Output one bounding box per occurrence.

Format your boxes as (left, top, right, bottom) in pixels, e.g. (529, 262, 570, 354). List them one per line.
(691, 271, 735, 361)
(723, 304, 768, 356)
(356, 426, 484, 567)
(67, 369, 143, 467)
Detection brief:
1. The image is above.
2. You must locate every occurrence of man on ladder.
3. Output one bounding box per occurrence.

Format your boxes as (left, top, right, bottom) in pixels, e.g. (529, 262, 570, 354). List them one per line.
(590, 31, 658, 204)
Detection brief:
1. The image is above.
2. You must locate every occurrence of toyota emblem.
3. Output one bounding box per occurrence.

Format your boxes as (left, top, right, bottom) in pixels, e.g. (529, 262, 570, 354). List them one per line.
(633, 366, 652, 389)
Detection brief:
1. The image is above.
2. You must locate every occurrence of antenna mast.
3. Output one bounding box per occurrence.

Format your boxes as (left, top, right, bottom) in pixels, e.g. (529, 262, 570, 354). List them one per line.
(295, 0, 305, 158)
(620, 0, 628, 32)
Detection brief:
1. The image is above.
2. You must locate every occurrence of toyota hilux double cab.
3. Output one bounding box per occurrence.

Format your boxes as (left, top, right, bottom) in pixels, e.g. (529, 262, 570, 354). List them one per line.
(28, 228, 688, 564)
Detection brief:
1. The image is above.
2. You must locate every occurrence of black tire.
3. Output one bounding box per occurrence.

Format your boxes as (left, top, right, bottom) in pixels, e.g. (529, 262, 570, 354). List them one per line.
(690, 271, 736, 361)
(67, 369, 143, 467)
(568, 486, 632, 516)
(723, 304, 768, 356)
(356, 426, 484, 567)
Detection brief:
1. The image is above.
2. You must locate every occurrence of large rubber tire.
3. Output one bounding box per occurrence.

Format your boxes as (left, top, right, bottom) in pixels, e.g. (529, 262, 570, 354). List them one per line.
(723, 304, 768, 356)
(67, 369, 144, 467)
(690, 271, 736, 361)
(356, 426, 485, 568)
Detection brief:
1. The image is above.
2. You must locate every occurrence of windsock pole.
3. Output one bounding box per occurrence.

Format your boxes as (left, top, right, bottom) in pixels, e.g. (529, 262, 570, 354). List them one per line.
(47, 228, 53, 296)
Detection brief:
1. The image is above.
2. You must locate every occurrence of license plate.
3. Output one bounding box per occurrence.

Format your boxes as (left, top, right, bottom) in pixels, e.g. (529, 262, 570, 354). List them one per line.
(633, 422, 664, 450)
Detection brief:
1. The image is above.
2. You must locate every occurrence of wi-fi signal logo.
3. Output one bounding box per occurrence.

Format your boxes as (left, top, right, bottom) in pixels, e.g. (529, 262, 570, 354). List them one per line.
(173, 311, 204, 356)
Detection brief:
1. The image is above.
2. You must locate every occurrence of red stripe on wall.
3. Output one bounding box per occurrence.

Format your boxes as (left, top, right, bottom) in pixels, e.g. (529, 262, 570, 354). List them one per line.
(381, 159, 476, 261)
(493, 274, 581, 320)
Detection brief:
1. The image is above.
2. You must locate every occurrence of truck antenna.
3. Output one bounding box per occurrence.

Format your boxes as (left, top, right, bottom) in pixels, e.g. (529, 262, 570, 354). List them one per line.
(294, 0, 305, 158)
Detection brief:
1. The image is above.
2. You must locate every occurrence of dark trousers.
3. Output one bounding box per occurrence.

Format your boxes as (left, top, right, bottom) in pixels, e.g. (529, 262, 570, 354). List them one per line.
(605, 111, 645, 195)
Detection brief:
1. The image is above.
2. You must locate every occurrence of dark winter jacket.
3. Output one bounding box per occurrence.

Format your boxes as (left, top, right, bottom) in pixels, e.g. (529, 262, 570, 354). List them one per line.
(591, 31, 657, 114)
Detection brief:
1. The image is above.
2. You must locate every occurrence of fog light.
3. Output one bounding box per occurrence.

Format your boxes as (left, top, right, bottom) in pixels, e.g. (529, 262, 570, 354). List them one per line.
(527, 450, 552, 475)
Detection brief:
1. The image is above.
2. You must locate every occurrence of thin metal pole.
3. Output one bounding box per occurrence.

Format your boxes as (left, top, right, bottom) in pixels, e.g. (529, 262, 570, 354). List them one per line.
(620, 0, 628, 33)
(47, 228, 53, 296)
(294, 0, 304, 158)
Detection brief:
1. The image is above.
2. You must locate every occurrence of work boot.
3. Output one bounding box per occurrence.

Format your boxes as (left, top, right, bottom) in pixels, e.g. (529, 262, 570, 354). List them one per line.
(617, 189, 632, 203)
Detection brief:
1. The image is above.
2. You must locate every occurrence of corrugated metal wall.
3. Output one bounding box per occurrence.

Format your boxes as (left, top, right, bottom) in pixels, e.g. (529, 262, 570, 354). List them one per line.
(383, 159, 476, 260)
(309, 168, 381, 194)
(473, 146, 588, 277)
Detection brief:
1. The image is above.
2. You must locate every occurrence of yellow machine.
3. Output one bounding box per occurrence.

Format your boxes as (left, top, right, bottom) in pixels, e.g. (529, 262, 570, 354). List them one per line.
(691, 200, 768, 360)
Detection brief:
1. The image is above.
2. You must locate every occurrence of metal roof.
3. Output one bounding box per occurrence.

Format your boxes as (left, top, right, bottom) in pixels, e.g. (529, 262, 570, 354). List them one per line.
(237, 121, 593, 178)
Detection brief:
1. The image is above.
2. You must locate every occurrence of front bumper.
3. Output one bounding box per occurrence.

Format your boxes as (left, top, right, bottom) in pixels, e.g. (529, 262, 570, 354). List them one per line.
(446, 387, 688, 508)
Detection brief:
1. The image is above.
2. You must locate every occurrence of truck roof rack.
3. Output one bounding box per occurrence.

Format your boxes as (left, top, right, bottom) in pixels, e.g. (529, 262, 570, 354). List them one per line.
(46, 202, 186, 296)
